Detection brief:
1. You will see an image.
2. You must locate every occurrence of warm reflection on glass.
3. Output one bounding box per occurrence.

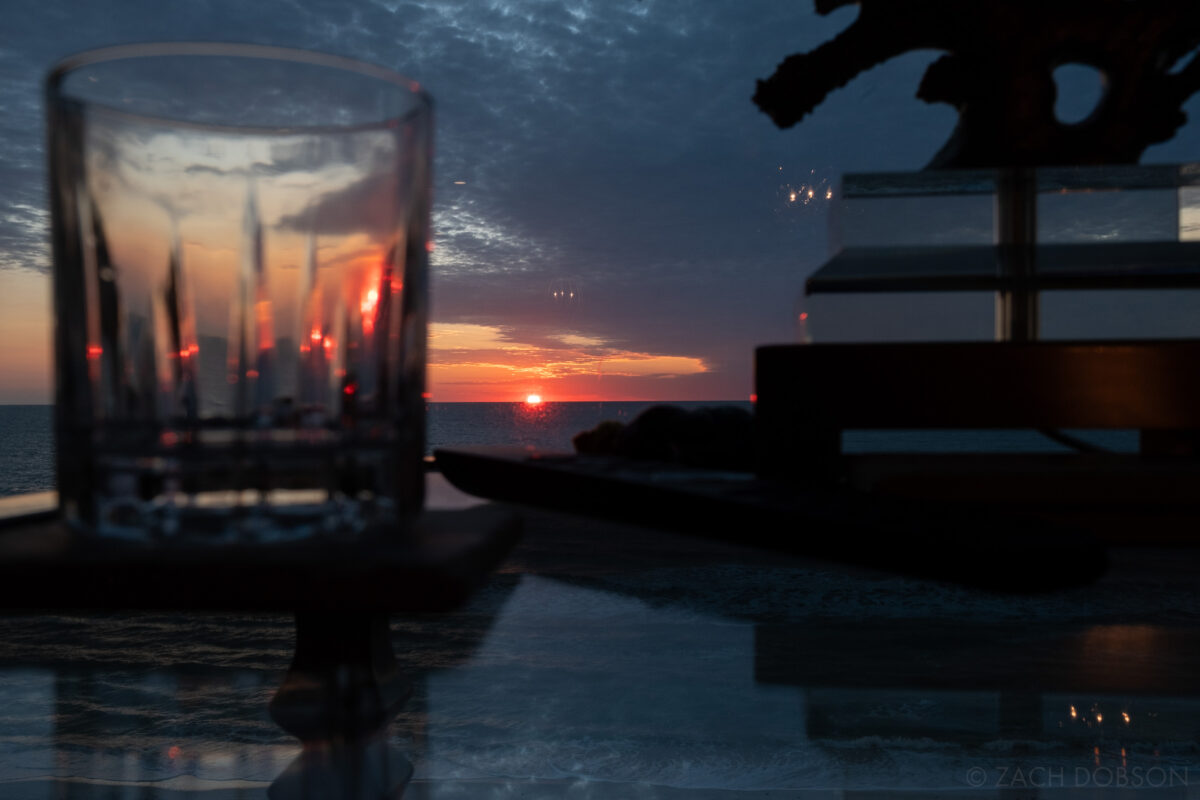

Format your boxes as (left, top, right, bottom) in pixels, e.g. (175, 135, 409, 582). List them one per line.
(47, 44, 432, 542)
(4, 538, 1200, 797)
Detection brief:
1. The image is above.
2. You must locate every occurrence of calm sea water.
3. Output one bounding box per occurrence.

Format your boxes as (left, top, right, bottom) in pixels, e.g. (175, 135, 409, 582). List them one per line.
(0, 402, 1137, 497)
(0, 402, 746, 496)
(0, 406, 54, 497)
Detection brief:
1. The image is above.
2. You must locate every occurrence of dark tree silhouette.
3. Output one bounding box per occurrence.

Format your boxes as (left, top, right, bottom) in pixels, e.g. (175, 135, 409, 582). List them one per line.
(754, 0, 1200, 167)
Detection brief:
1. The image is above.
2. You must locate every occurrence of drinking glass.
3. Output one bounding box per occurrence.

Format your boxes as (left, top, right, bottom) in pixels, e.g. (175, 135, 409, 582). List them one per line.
(46, 44, 432, 542)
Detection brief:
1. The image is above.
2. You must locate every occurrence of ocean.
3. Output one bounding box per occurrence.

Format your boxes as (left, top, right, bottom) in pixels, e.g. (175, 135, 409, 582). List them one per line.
(0, 405, 55, 497)
(0, 402, 747, 497)
(0, 402, 1139, 497)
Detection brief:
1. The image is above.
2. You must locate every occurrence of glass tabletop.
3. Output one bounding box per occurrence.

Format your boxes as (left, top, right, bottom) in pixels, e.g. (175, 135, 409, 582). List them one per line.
(1, 500, 1198, 797)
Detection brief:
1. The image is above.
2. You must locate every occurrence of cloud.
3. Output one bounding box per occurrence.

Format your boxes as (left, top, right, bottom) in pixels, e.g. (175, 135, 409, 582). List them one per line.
(276, 168, 403, 239)
(0, 0, 907, 402)
(0, 204, 50, 272)
(428, 320, 707, 398)
(6, 0, 1200, 402)
(431, 198, 561, 276)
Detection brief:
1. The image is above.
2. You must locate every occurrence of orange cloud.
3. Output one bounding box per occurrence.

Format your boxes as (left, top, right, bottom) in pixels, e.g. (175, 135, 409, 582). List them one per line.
(428, 322, 708, 401)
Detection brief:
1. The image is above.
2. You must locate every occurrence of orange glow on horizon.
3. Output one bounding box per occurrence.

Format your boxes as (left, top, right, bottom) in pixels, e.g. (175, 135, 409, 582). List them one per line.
(423, 321, 735, 402)
(525, 393, 543, 405)
(0, 269, 51, 403)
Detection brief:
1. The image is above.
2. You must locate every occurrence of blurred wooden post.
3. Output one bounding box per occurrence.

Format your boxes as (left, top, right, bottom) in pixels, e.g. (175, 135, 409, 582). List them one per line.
(995, 167, 1039, 342)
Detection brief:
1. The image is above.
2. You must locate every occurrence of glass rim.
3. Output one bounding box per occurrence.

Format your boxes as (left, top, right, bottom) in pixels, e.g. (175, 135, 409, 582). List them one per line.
(45, 42, 432, 133)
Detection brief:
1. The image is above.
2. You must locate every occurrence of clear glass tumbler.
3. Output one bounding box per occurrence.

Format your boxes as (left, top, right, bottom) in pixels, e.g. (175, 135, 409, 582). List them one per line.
(46, 44, 432, 542)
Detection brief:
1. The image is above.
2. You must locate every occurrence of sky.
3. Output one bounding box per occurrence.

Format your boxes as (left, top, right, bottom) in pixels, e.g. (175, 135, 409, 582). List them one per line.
(2, 1, 1199, 403)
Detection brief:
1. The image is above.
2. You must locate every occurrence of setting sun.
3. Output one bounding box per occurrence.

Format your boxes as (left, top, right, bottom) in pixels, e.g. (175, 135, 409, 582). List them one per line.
(525, 394, 543, 405)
